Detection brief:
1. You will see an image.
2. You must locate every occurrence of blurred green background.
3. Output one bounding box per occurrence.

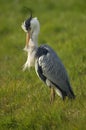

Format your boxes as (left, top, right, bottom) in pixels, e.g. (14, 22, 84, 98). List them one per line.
(0, 0, 86, 130)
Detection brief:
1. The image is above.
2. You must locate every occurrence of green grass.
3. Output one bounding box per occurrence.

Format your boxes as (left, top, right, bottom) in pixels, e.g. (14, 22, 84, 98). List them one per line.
(0, 0, 86, 129)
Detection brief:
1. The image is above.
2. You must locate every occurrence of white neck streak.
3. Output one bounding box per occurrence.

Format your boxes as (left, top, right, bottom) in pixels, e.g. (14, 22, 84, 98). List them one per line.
(30, 17, 40, 46)
(31, 23, 40, 46)
(31, 32, 38, 47)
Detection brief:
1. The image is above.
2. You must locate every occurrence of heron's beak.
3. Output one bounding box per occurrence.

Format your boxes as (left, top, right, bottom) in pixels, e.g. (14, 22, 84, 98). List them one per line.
(23, 31, 31, 51)
(26, 31, 30, 47)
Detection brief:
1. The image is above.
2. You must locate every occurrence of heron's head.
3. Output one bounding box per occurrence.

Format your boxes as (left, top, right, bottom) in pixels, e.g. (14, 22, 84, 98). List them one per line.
(21, 15, 40, 50)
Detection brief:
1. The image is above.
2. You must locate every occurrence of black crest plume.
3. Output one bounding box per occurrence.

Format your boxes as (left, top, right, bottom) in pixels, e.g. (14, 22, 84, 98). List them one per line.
(25, 11, 32, 31)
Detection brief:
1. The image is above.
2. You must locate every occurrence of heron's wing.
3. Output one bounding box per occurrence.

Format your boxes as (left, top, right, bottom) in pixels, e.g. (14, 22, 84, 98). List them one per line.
(35, 45, 71, 93)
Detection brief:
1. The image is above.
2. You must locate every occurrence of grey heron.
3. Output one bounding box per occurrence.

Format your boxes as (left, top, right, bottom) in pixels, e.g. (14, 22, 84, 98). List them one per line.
(21, 15, 75, 103)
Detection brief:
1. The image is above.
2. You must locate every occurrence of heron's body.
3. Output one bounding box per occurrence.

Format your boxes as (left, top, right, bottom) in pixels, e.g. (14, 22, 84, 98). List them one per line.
(21, 16, 75, 102)
(35, 44, 75, 100)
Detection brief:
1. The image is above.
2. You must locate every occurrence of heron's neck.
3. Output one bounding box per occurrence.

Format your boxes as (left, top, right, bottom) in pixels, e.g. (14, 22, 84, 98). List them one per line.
(31, 33, 38, 46)
(23, 39, 37, 70)
(31, 29, 39, 47)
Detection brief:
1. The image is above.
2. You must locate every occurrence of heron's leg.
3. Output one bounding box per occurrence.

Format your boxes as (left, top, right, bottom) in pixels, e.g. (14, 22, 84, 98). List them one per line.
(50, 87, 55, 104)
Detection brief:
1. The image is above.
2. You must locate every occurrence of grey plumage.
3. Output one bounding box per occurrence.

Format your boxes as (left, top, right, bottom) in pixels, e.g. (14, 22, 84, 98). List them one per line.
(35, 44, 75, 100)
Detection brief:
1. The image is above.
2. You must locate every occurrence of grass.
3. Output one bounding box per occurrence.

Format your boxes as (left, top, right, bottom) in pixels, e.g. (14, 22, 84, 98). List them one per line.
(0, 0, 86, 129)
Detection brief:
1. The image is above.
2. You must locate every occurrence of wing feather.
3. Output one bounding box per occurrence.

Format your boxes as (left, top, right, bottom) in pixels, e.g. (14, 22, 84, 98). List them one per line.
(35, 45, 71, 93)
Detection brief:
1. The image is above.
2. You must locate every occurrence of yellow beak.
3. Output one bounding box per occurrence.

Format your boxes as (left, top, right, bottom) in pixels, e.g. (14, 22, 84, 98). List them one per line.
(26, 31, 30, 48)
